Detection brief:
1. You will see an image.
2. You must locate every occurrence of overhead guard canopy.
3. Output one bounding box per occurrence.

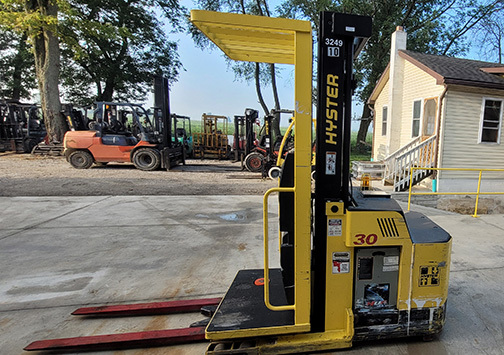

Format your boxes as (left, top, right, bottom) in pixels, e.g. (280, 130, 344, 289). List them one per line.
(190, 10, 312, 65)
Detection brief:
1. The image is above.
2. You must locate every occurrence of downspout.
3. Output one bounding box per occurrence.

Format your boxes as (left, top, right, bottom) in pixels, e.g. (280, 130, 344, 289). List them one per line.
(434, 86, 448, 180)
(369, 103, 376, 161)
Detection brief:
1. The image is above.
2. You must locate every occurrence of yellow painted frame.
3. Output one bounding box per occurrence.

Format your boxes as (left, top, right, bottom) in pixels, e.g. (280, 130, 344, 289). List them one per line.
(191, 10, 313, 335)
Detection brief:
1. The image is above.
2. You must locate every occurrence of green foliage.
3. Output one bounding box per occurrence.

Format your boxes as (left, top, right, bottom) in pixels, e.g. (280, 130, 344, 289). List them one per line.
(0, 31, 36, 99)
(59, 0, 185, 104)
(350, 131, 371, 162)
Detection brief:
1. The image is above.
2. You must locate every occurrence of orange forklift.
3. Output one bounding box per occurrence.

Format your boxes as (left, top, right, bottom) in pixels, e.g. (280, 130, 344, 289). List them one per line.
(63, 76, 184, 171)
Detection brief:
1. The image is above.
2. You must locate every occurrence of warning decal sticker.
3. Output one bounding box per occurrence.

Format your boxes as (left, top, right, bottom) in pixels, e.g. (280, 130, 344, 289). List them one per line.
(326, 152, 336, 175)
(328, 218, 342, 237)
(332, 252, 350, 274)
(419, 266, 440, 287)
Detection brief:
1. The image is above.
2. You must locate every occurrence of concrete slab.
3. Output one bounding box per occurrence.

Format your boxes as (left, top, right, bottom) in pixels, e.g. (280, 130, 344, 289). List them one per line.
(0, 196, 503, 354)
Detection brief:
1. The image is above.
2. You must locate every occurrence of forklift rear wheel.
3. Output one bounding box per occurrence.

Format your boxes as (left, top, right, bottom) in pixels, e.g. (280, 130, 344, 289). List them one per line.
(132, 148, 161, 171)
(23, 138, 38, 154)
(268, 166, 281, 179)
(244, 152, 264, 172)
(69, 150, 94, 169)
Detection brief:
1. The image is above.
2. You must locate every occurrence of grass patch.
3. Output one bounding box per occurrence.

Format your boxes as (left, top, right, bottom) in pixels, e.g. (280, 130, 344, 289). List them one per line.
(350, 131, 372, 163)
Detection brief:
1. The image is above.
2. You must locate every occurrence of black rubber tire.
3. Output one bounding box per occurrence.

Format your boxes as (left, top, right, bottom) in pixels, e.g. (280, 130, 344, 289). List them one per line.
(69, 150, 94, 169)
(132, 148, 161, 171)
(268, 166, 281, 179)
(244, 152, 265, 172)
(23, 138, 37, 153)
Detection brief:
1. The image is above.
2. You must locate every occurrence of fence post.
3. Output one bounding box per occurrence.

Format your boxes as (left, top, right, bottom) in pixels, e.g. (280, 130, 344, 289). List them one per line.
(473, 170, 483, 218)
(408, 167, 414, 211)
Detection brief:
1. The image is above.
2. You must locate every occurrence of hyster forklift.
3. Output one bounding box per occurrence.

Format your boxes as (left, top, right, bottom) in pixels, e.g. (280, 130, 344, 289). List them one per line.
(63, 76, 184, 171)
(24, 10, 452, 355)
(190, 10, 452, 354)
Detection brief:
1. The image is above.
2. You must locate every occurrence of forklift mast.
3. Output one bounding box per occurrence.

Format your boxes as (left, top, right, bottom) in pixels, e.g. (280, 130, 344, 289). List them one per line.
(313, 12, 372, 331)
(153, 75, 173, 149)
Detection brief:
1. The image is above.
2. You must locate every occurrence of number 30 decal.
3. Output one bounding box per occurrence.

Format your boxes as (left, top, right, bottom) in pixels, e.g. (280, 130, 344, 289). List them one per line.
(353, 233, 378, 245)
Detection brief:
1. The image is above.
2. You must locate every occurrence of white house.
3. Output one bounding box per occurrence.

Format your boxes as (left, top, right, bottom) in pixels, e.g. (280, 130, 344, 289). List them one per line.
(369, 26, 504, 192)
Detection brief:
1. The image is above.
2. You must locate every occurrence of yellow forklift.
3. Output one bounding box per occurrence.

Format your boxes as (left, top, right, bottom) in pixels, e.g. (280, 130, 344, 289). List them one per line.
(193, 113, 231, 159)
(191, 10, 452, 354)
(23, 10, 452, 355)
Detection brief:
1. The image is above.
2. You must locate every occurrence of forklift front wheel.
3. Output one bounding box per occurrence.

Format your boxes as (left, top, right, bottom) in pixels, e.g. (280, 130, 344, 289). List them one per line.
(244, 152, 264, 172)
(132, 148, 161, 171)
(69, 150, 94, 169)
(268, 166, 281, 179)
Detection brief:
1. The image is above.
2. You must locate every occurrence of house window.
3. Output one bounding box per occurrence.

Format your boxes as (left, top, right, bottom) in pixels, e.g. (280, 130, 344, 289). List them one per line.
(382, 106, 388, 136)
(412, 100, 422, 137)
(480, 98, 503, 143)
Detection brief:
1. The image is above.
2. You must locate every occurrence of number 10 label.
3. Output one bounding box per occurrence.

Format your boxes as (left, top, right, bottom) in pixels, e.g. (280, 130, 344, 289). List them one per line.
(328, 47, 339, 57)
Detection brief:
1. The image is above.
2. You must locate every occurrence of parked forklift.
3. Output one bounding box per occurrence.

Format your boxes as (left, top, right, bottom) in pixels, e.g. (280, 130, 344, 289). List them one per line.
(193, 114, 231, 159)
(63, 76, 184, 171)
(244, 109, 295, 178)
(173, 114, 193, 158)
(24, 10, 452, 355)
(0, 100, 45, 153)
(233, 108, 259, 163)
(193, 10, 452, 354)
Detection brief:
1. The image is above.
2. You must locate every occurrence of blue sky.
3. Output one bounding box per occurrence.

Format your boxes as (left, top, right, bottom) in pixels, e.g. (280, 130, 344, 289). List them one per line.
(166, 4, 298, 128)
(168, 30, 297, 126)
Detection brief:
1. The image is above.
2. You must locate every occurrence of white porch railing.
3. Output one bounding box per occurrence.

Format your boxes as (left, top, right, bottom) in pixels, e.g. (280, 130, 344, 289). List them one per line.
(383, 135, 437, 191)
(383, 136, 421, 181)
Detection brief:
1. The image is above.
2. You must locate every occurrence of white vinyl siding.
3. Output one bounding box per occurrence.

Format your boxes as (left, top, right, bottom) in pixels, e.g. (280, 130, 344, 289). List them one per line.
(479, 98, 503, 144)
(372, 79, 390, 160)
(440, 90, 504, 180)
(399, 61, 443, 146)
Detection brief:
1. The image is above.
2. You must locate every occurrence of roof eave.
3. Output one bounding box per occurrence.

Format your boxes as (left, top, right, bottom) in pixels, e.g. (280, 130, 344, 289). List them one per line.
(443, 78, 504, 91)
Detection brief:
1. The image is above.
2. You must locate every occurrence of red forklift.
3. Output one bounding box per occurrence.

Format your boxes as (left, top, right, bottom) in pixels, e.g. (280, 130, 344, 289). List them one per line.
(243, 109, 295, 178)
(63, 76, 184, 171)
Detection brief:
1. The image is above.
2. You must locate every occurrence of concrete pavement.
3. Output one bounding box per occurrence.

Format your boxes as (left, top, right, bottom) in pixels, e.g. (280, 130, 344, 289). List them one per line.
(0, 195, 503, 354)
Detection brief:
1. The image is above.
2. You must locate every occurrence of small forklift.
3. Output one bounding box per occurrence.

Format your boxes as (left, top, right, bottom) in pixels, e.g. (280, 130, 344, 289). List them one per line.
(191, 10, 452, 354)
(243, 109, 295, 179)
(193, 113, 231, 159)
(63, 76, 184, 171)
(24, 10, 452, 355)
(0, 100, 45, 153)
(233, 108, 259, 163)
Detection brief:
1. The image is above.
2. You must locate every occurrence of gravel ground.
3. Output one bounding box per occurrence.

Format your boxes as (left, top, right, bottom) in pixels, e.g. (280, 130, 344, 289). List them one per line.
(0, 152, 277, 196)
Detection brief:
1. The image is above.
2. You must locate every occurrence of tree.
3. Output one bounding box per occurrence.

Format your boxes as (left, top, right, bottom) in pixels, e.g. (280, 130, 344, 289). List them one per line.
(191, 0, 283, 140)
(0, 30, 36, 100)
(473, 9, 504, 63)
(1, 0, 66, 142)
(59, 0, 184, 104)
(279, 0, 504, 153)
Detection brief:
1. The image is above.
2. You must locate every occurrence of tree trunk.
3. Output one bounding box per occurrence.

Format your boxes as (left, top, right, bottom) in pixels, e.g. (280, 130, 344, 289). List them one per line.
(270, 63, 281, 141)
(255, 62, 269, 115)
(355, 104, 372, 153)
(98, 79, 115, 102)
(26, 0, 65, 143)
